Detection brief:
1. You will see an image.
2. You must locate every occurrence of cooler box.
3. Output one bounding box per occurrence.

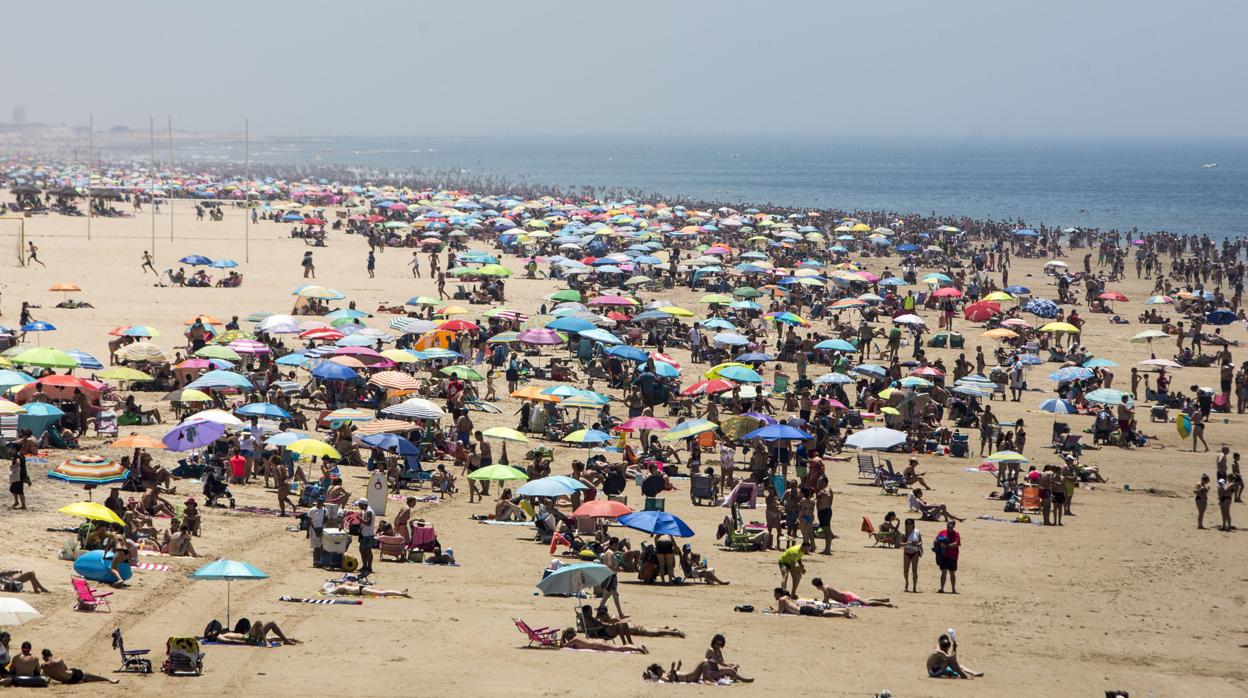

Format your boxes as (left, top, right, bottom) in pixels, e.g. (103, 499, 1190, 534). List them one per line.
(322, 528, 352, 554)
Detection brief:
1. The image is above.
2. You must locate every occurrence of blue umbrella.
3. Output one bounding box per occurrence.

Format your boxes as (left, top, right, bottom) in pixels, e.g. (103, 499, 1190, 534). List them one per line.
(179, 255, 213, 266)
(1049, 367, 1094, 382)
(1004, 286, 1031, 295)
(265, 431, 308, 447)
(712, 332, 749, 346)
(546, 317, 596, 333)
(1082, 358, 1117, 368)
(717, 365, 763, 383)
(21, 321, 55, 332)
(814, 339, 857, 352)
(1206, 310, 1236, 326)
(236, 402, 292, 420)
(851, 363, 887, 378)
(1038, 398, 1078, 414)
(517, 477, 581, 498)
(162, 420, 226, 452)
(735, 352, 775, 363)
(360, 433, 420, 455)
(895, 244, 919, 253)
(1023, 299, 1059, 318)
(618, 511, 695, 537)
(814, 372, 855, 385)
(535, 563, 615, 596)
(606, 345, 648, 362)
(187, 369, 253, 390)
(310, 361, 359, 381)
(191, 559, 268, 626)
(1086, 388, 1133, 406)
(326, 308, 369, 320)
(210, 259, 238, 268)
(1013, 228, 1040, 237)
(701, 318, 736, 330)
(18, 402, 65, 437)
(743, 423, 814, 441)
(66, 350, 103, 370)
(275, 353, 311, 367)
(0, 369, 35, 391)
(579, 329, 622, 345)
(653, 361, 680, 378)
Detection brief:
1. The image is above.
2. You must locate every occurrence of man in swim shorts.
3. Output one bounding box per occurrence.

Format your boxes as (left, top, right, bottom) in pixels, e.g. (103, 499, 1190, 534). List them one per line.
(39, 649, 118, 684)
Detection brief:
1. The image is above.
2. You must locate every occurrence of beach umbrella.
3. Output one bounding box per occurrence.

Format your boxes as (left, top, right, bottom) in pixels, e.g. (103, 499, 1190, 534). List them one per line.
(287, 439, 342, 460)
(187, 369, 253, 390)
(814, 339, 857, 352)
(851, 364, 887, 378)
(546, 316, 596, 333)
(1038, 398, 1078, 414)
(310, 361, 358, 381)
(985, 451, 1028, 463)
(66, 350, 104, 370)
(0, 597, 42, 627)
(743, 424, 813, 441)
(518, 328, 563, 345)
(619, 416, 670, 431)
(844, 427, 907, 450)
(483, 426, 529, 443)
(573, 499, 633, 518)
(1130, 330, 1169, 343)
(659, 419, 718, 442)
(1023, 299, 1060, 318)
(0, 400, 24, 415)
(963, 301, 1000, 322)
(360, 433, 420, 455)
(48, 456, 129, 489)
(440, 365, 484, 381)
(579, 329, 623, 345)
(97, 367, 152, 382)
(466, 464, 529, 482)
(618, 511, 695, 537)
(192, 559, 268, 626)
(681, 379, 733, 397)
(111, 435, 166, 450)
(115, 342, 171, 363)
(179, 255, 213, 266)
(163, 420, 226, 452)
(536, 563, 615, 597)
(161, 388, 213, 403)
(12, 347, 77, 369)
(606, 345, 648, 362)
(369, 371, 420, 391)
(893, 314, 926, 326)
(547, 290, 582, 303)
(517, 477, 581, 498)
(0, 369, 35, 391)
(1206, 310, 1236, 326)
(1050, 367, 1094, 382)
(982, 328, 1018, 340)
(327, 408, 374, 424)
(563, 428, 611, 444)
(735, 352, 775, 363)
(382, 398, 446, 420)
(717, 365, 763, 383)
(1040, 322, 1080, 334)
(265, 431, 308, 448)
(58, 501, 124, 526)
(117, 326, 162, 338)
(1099, 291, 1129, 303)
(236, 402, 292, 420)
(1144, 295, 1173, 305)
(1140, 358, 1182, 369)
(813, 372, 855, 385)
(1086, 388, 1133, 407)
(711, 332, 750, 346)
(20, 320, 55, 334)
(1083, 358, 1117, 368)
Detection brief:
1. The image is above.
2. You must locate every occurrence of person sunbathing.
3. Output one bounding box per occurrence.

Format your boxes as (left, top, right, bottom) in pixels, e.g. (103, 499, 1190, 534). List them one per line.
(927, 632, 982, 679)
(811, 577, 893, 607)
(321, 581, 411, 598)
(205, 621, 301, 646)
(558, 628, 648, 653)
(908, 489, 965, 522)
(703, 634, 754, 682)
(903, 459, 933, 489)
(494, 489, 527, 521)
(1, 568, 50, 593)
(583, 606, 685, 643)
(38, 649, 117, 684)
(643, 661, 709, 683)
(772, 588, 854, 618)
(679, 545, 730, 584)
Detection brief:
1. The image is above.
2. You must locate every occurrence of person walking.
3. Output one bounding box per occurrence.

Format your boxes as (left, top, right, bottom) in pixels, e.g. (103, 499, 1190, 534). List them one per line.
(302, 251, 316, 279)
(409, 251, 421, 278)
(366, 250, 376, 279)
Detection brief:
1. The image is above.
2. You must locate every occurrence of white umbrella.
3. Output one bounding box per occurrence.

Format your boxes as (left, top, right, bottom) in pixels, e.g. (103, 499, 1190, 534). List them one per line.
(382, 398, 446, 420)
(844, 427, 907, 450)
(0, 597, 42, 626)
(892, 314, 926, 326)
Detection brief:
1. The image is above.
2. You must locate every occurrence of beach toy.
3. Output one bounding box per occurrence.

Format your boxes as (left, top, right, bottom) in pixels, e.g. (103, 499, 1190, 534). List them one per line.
(73, 550, 132, 584)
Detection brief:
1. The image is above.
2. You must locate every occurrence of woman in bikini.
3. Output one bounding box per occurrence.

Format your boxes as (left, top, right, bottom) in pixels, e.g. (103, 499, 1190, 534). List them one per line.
(1194, 473, 1210, 529)
(322, 581, 411, 598)
(703, 634, 754, 682)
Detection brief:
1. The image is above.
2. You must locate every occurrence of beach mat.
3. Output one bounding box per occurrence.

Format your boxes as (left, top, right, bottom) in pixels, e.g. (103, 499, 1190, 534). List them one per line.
(977, 515, 1043, 526)
(280, 595, 362, 605)
(231, 506, 290, 517)
(476, 519, 534, 527)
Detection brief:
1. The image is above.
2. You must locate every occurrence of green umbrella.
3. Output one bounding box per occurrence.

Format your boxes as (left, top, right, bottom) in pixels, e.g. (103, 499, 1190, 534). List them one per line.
(12, 347, 78, 369)
(440, 365, 483, 381)
(195, 345, 241, 362)
(547, 289, 582, 302)
(732, 287, 762, 298)
(466, 464, 529, 481)
(476, 264, 513, 277)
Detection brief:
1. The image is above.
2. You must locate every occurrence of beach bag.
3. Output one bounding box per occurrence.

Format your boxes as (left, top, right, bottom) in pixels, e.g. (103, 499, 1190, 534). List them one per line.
(931, 531, 948, 558)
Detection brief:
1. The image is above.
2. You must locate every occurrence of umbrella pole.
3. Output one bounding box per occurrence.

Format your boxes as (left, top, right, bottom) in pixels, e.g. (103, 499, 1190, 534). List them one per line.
(226, 579, 232, 628)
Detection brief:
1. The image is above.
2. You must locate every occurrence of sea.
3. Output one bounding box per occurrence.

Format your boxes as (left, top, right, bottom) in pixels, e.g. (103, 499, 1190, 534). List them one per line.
(176, 134, 1248, 238)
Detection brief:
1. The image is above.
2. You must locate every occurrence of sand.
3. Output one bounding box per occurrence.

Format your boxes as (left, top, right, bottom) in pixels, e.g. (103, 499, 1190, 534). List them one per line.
(1, 200, 1246, 697)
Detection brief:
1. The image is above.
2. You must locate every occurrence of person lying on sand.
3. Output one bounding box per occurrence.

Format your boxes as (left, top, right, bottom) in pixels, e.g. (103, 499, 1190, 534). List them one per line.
(703, 634, 754, 682)
(643, 661, 711, 683)
(811, 577, 893, 607)
(205, 621, 301, 646)
(927, 632, 982, 678)
(581, 606, 685, 644)
(1, 568, 50, 593)
(321, 581, 411, 598)
(559, 628, 648, 653)
(772, 588, 854, 618)
(39, 649, 118, 684)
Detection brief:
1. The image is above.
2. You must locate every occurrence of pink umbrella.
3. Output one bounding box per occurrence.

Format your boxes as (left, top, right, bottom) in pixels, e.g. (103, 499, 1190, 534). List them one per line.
(228, 339, 272, 354)
(1001, 318, 1032, 328)
(333, 346, 383, 357)
(176, 358, 214, 369)
(932, 287, 963, 298)
(518, 328, 564, 345)
(651, 352, 682, 369)
(618, 416, 671, 431)
(588, 295, 636, 306)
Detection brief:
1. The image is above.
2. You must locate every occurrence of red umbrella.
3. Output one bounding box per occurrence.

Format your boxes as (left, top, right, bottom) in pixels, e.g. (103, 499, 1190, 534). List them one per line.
(681, 379, 734, 396)
(912, 366, 945, 377)
(963, 300, 1001, 322)
(438, 319, 480, 332)
(606, 311, 631, 322)
(572, 499, 633, 518)
(302, 218, 326, 226)
(37, 375, 96, 389)
(932, 287, 963, 298)
(1099, 291, 1129, 302)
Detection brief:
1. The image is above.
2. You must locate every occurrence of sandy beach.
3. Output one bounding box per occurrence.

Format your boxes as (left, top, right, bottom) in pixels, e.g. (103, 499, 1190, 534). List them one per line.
(2, 197, 1246, 698)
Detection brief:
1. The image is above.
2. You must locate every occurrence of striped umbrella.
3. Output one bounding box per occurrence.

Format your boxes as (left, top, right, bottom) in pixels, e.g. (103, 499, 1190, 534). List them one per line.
(355, 419, 420, 435)
(381, 398, 446, 420)
(49, 456, 129, 486)
(369, 371, 420, 391)
(66, 349, 104, 370)
(228, 339, 271, 355)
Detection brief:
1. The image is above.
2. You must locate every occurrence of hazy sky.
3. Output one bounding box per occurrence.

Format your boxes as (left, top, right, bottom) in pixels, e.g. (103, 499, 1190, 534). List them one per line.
(10, 0, 1247, 137)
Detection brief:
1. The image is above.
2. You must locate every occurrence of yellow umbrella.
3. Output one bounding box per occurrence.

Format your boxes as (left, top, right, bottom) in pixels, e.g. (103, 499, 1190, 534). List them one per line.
(98, 367, 154, 381)
(982, 328, 1019, 340)
(435, 305, 470, 316)
(58, 501, 124, 526)
(0, 399, 27, 415)
(1040, 322, 1080, 333)
(657, 306, 694, 317)
(982, 292, 1014, 302)
(287, 439, 341, 460)
(380, 349, 421, 363)
(482, 426, 529, 443)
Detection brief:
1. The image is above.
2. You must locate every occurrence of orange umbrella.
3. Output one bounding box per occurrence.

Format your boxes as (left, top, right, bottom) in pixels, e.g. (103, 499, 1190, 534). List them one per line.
(49, 283, 82, 292)
(510, 386, 560, 403)
(185, 315, 227, 325)
(111, 435, 167, 450)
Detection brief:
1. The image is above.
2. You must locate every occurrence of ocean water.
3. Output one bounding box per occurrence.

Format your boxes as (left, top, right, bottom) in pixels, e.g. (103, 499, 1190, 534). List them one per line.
(195, 135, 1247, 237)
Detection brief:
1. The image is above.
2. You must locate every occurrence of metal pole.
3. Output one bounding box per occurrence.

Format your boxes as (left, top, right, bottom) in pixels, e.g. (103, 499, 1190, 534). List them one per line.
(169, 115, 174, 241)
(150, 116, 156, 256)
(244, 118, 250, 263)
(87, 115, 92, 241)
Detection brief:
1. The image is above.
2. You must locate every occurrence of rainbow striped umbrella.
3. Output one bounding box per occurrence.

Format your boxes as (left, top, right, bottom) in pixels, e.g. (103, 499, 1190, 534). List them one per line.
(49, 456, 129, 485)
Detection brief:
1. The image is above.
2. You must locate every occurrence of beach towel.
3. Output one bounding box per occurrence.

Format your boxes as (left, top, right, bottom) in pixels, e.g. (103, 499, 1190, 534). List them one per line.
(231, 505, 289, 517)
(476, 519, 534, 527)
(133, 562, 171, 572)
(201, 639, 282, 647)
(279, 595, 362, 605)
(976, 515, 1043, 526)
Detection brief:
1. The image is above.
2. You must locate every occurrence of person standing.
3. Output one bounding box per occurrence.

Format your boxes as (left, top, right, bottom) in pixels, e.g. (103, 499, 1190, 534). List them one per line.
(356, 498, 376, 574)
(307, 499, 327, 566)
(902, 518, 922, 592)
(302, 250, 316, 279)
(366, 250, 376, 279)
(9, 452, 28, 510)
(409, 251, 421, 278)
(688, 322, 703, 363)
(935, 520, 960, 594)
(1194, 474, 1210, 530)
